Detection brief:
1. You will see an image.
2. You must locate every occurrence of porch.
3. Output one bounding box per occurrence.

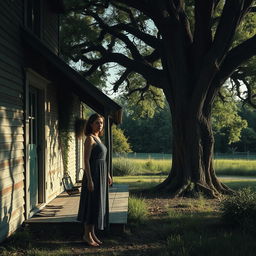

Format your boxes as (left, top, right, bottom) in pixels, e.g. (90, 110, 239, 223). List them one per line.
(24, 184, 129, 231)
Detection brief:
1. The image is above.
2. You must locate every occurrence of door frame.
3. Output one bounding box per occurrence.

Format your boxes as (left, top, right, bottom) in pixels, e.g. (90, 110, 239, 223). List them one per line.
(24, 68, 50, 219)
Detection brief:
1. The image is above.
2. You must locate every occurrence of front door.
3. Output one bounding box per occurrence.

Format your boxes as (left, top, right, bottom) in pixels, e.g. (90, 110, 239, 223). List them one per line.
(28, 86, 39, 212)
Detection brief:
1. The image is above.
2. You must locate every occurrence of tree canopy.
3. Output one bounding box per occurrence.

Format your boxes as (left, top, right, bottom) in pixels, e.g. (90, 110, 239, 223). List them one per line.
(61, 0, 256, 197)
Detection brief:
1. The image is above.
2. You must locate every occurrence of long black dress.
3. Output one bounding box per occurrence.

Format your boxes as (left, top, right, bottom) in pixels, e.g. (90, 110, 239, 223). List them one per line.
(77, 135, 107, 230)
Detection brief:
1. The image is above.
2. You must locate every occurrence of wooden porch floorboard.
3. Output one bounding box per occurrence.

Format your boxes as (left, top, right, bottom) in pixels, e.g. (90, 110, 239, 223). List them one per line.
(25, 184, 129, 225)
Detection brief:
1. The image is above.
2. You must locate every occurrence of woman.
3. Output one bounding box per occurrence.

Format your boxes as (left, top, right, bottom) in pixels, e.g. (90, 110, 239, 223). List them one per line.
(77, 113, 112, 246)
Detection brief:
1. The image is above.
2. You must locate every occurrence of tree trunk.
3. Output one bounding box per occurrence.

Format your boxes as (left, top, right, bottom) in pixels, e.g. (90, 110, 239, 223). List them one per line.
(154, 98, 233, 198)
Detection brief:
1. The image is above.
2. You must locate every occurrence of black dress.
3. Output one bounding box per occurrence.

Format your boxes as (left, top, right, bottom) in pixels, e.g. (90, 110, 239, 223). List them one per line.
(77, 136, 107, 230)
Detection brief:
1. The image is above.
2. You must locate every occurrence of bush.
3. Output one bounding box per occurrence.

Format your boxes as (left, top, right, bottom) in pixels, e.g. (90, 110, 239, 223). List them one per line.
(128, 196, 148, 225)
(221, 188, 256, 232)
(113, 158, 138, 176)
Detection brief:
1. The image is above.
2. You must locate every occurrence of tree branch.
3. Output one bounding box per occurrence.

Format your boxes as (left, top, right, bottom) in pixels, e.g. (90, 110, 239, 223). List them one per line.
(112, 23, 160, 48)
(144, 49, 161, 64)
(111, 2, 138, 27)
(232, 72, 256, 108)
(84, 10, 144, 61)
(213, 34, 256, 86)
(111, 0, 154, 19)
(211, 0, 254, 65)
(126, 81, 150, 103)
(80, 51, 165, 88)
(113, 69, 131, 92)
(192, 0, 214, 72)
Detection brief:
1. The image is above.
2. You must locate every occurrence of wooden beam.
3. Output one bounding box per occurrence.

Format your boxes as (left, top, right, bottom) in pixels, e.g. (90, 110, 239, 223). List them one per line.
(104, 112, 111, 228)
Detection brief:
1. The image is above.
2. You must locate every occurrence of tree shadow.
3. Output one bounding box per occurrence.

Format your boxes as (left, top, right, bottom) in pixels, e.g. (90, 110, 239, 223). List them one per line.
(0, 104, 23, 241)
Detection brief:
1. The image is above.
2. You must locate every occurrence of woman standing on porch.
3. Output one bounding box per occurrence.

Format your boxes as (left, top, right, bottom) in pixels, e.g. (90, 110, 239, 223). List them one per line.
(76, 113, 112, 247)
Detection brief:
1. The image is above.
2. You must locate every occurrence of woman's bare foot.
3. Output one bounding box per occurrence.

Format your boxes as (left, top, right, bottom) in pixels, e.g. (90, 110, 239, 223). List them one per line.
(91, 233, 102, 245)
(83, 234, 99, 247)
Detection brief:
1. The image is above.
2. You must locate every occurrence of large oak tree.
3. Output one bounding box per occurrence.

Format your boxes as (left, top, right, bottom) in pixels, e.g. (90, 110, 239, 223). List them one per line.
(62, 0, 256, 197)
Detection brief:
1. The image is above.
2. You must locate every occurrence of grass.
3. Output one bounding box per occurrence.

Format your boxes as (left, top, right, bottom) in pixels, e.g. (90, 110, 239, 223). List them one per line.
(128, 196, 148, 225)
(114, 175, 256, 192)
(0, 248, 72, 256)
(2, 173, 256, 256)
(113, 157, 256, 176)
(163, 191, 256, 256)
(214, 159, 256, 176)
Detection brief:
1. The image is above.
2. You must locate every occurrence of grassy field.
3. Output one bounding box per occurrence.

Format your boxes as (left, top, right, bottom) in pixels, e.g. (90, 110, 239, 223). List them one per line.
(113, 157, 256, 176)
(113, 175, 256, 191)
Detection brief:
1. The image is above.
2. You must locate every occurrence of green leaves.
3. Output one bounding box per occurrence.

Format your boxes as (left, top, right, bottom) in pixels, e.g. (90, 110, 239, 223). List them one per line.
(112, 125, 132, 153)
(212, 88, 247, 144)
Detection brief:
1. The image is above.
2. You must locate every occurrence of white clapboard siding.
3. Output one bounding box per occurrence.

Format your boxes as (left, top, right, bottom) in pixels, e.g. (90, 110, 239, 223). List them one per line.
(0, 149, 24, 162)
(0, 172, 24, 191)
(0, 135, 23, 143)
(43, 1, 59, 54)
(0, 188, 25, 222)
(0, 209, 25, 243)
(0, 159, 24, 180)
(45, 85, 65, 201)
(0, 142, 24, 152)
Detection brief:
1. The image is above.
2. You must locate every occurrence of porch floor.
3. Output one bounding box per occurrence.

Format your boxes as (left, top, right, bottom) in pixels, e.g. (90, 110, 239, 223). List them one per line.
(25, 184, 129, 226)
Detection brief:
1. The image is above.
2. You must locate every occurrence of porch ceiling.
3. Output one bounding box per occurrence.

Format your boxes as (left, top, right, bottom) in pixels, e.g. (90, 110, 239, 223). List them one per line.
(48, 0, 66, 13)
(21, 28, 122, 124)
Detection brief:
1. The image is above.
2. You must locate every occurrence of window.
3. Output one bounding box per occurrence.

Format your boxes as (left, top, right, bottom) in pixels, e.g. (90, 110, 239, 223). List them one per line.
(25, 0, 42, 37)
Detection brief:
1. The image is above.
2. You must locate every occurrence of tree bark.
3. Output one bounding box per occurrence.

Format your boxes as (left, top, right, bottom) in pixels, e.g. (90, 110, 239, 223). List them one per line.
(154, 98, 233, 198)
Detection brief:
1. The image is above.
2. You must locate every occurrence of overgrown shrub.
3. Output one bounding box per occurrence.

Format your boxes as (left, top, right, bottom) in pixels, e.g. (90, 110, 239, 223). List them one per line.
(221, 188, 256, 232)
(128, 196, 148, 225)
(113, 158, 138, 176)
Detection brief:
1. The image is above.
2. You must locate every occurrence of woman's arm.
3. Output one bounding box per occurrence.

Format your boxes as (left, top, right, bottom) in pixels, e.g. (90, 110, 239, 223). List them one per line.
(84, 136, 95, 192)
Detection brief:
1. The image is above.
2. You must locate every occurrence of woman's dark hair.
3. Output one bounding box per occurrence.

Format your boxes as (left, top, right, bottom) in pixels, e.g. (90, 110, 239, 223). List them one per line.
(85, 113, 104, 136)
(75, 118, 87, 139)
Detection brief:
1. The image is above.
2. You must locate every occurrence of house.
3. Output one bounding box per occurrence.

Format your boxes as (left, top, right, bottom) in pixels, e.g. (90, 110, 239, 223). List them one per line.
(0, 0, 122, 242)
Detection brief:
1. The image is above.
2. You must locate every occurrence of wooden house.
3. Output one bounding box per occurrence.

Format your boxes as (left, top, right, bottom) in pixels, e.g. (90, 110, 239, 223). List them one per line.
(0, 0, 122, 242)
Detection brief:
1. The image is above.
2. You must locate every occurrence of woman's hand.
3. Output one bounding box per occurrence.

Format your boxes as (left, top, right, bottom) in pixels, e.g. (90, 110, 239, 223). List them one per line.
(108, 175, 113, 186)
(87, 179, 94, 192)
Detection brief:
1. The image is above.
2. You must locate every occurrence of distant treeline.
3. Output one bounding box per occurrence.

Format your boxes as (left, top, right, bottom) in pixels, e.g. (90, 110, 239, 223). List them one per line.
(120, 105, 256, 154)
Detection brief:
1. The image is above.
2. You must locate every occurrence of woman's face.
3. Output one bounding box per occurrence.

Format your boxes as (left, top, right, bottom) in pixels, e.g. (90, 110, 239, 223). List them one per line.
(91, 117, 104, 134)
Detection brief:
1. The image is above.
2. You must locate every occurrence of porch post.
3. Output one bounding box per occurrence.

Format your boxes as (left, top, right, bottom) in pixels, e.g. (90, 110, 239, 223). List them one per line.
(109, 121, 113, 178)
(104, 112, 110, 228)
(23, 69, 30, 220)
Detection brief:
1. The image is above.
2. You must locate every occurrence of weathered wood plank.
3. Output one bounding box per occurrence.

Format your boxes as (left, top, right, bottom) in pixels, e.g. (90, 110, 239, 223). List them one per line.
(0, 52, 23, 74)
(0, 142, 24, 152)
(0, 126, 23, 136)
(0, 157, 23, 170)
(24, 184, 129, 226)
(0, 109, 23, 119)
(0, 117, 23, 127)
(0, 1, 23, 28)
(0, 64, 23, 85)
(0, 134, 23, 143)
(0, 149, 24, 162)
(0, 190, 25, 222)
(0, 55, 22, 78)
(0, 87, 23, 102)
(0, 69, 23, 88)
(0, 177, 24, 194)
(0, 103, 23, 113)
(43, 4, 59, 53)
(0, 29, 23, 58)
(0, 209, 25, 242)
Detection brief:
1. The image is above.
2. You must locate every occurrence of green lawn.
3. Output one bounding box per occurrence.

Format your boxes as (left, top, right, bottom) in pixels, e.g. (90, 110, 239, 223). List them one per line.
(113, 158, 256, 176)
(113, 175, 256, 191)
